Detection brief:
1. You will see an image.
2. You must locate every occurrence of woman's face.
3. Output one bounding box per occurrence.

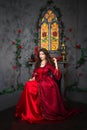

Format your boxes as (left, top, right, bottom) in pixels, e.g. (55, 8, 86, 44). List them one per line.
(39, 51, 46, 61)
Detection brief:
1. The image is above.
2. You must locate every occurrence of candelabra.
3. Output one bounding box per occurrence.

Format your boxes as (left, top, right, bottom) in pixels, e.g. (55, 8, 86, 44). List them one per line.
(60, 43, 67, 62)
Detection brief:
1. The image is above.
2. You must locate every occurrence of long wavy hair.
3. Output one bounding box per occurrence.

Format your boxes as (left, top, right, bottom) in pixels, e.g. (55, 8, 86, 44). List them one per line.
(34, 48, 55, 69)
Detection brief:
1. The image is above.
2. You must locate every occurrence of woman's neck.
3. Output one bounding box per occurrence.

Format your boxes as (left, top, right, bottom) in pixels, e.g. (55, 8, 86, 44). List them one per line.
(40, 60, 47, 67)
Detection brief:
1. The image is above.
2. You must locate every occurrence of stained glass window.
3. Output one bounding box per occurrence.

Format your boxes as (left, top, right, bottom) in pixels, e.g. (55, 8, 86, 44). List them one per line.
(40, 9, 59, 51)
(41, 23, 48, 50)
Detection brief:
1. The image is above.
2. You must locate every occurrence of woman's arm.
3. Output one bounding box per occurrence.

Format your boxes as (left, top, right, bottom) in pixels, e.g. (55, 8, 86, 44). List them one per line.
(28, 69, 38, 81)
(49, 58, 62, 80)
(53, 57, 58, 70)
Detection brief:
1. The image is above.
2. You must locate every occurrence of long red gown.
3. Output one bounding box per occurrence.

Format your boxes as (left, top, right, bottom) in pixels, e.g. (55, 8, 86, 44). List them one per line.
(15, 63, 80, 123)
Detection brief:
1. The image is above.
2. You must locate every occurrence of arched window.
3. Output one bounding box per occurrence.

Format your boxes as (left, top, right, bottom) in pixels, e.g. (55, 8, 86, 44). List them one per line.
(40, 9, 59, 51)
(39, 9, 59, 51)
(36, 0, 65, 58)
(38, 2, 60, 51)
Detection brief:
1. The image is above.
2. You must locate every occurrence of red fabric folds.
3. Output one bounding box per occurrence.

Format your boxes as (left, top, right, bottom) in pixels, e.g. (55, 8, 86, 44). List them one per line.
(15, 63, 81, 123)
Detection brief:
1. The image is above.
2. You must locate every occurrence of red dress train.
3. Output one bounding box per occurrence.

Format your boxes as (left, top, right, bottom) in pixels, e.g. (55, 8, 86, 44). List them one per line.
(15, 63, 80, 123)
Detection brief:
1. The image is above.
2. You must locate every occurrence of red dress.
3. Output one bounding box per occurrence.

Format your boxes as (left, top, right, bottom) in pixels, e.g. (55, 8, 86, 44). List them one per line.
(15, 63, 80, 123)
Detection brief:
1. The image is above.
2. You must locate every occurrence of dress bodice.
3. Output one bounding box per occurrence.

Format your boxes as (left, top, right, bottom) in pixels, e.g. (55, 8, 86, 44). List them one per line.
(32, 63, 62, 82)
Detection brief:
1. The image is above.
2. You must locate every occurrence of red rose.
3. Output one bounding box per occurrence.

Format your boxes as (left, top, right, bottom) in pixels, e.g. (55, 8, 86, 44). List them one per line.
(34, 46, 40, 56)
(42, 32, 47, 37)
(18, 29, 21, 33)
(29, 59, 33, 62)
(56, 56, 63, 61)
(18, 45, 23, 49)
(75, 44, 81, 49)
(13, 65, 17, 69)
(12, 41, 16, 45)
(69, 28, 73, 32)
(29, 58, 37, 62)
(66, 36, 69, 41)
(53, 31, 57, 36)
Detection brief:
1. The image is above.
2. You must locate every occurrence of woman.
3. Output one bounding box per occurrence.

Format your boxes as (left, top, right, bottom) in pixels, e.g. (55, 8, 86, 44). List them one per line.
(15, 48, 80, 123)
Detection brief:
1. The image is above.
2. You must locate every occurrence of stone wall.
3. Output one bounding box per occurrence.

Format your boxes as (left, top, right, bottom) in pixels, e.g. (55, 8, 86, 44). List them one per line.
(0, 0, 87, 110)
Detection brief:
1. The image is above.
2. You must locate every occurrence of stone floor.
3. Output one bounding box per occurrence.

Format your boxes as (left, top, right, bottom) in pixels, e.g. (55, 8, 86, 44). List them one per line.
(0, 100, 87, 130)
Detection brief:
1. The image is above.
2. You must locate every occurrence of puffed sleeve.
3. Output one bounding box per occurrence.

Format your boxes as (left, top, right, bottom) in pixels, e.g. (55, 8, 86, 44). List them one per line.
(31, 69, 38, 78)
(48, 64, 62, 81)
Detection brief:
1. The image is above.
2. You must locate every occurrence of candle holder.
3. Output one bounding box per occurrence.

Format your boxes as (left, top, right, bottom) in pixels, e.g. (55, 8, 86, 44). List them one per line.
(60, 43, 67, 62)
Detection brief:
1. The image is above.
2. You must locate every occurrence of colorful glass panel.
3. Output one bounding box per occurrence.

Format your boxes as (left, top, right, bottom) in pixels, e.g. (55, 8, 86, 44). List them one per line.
(51, 22, 59, 50)
(40, 10, 59, 50)
(41, 23, 48, 50)
(45, 10, 55, 23)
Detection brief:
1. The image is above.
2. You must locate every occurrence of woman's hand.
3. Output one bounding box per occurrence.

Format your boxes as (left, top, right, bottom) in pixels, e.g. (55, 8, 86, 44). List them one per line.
(29, 77, 35, 81)
(53, 57, 57, 64)
(53, 57, 58, 69)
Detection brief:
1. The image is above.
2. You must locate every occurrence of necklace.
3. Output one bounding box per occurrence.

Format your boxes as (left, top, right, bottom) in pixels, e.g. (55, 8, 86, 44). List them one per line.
(40, 61, 47, 67)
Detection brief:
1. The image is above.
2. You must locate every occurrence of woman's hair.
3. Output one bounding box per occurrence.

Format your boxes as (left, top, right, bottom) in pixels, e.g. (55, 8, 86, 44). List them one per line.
(34, 48, 55, 69)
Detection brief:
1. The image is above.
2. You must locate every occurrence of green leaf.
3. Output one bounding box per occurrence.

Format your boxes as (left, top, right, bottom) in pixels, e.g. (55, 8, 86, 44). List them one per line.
(15, 38, 21, 43)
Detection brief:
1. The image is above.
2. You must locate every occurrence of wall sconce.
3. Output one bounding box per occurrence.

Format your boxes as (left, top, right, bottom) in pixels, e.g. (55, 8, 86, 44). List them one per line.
(61, 43, 67, 62)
